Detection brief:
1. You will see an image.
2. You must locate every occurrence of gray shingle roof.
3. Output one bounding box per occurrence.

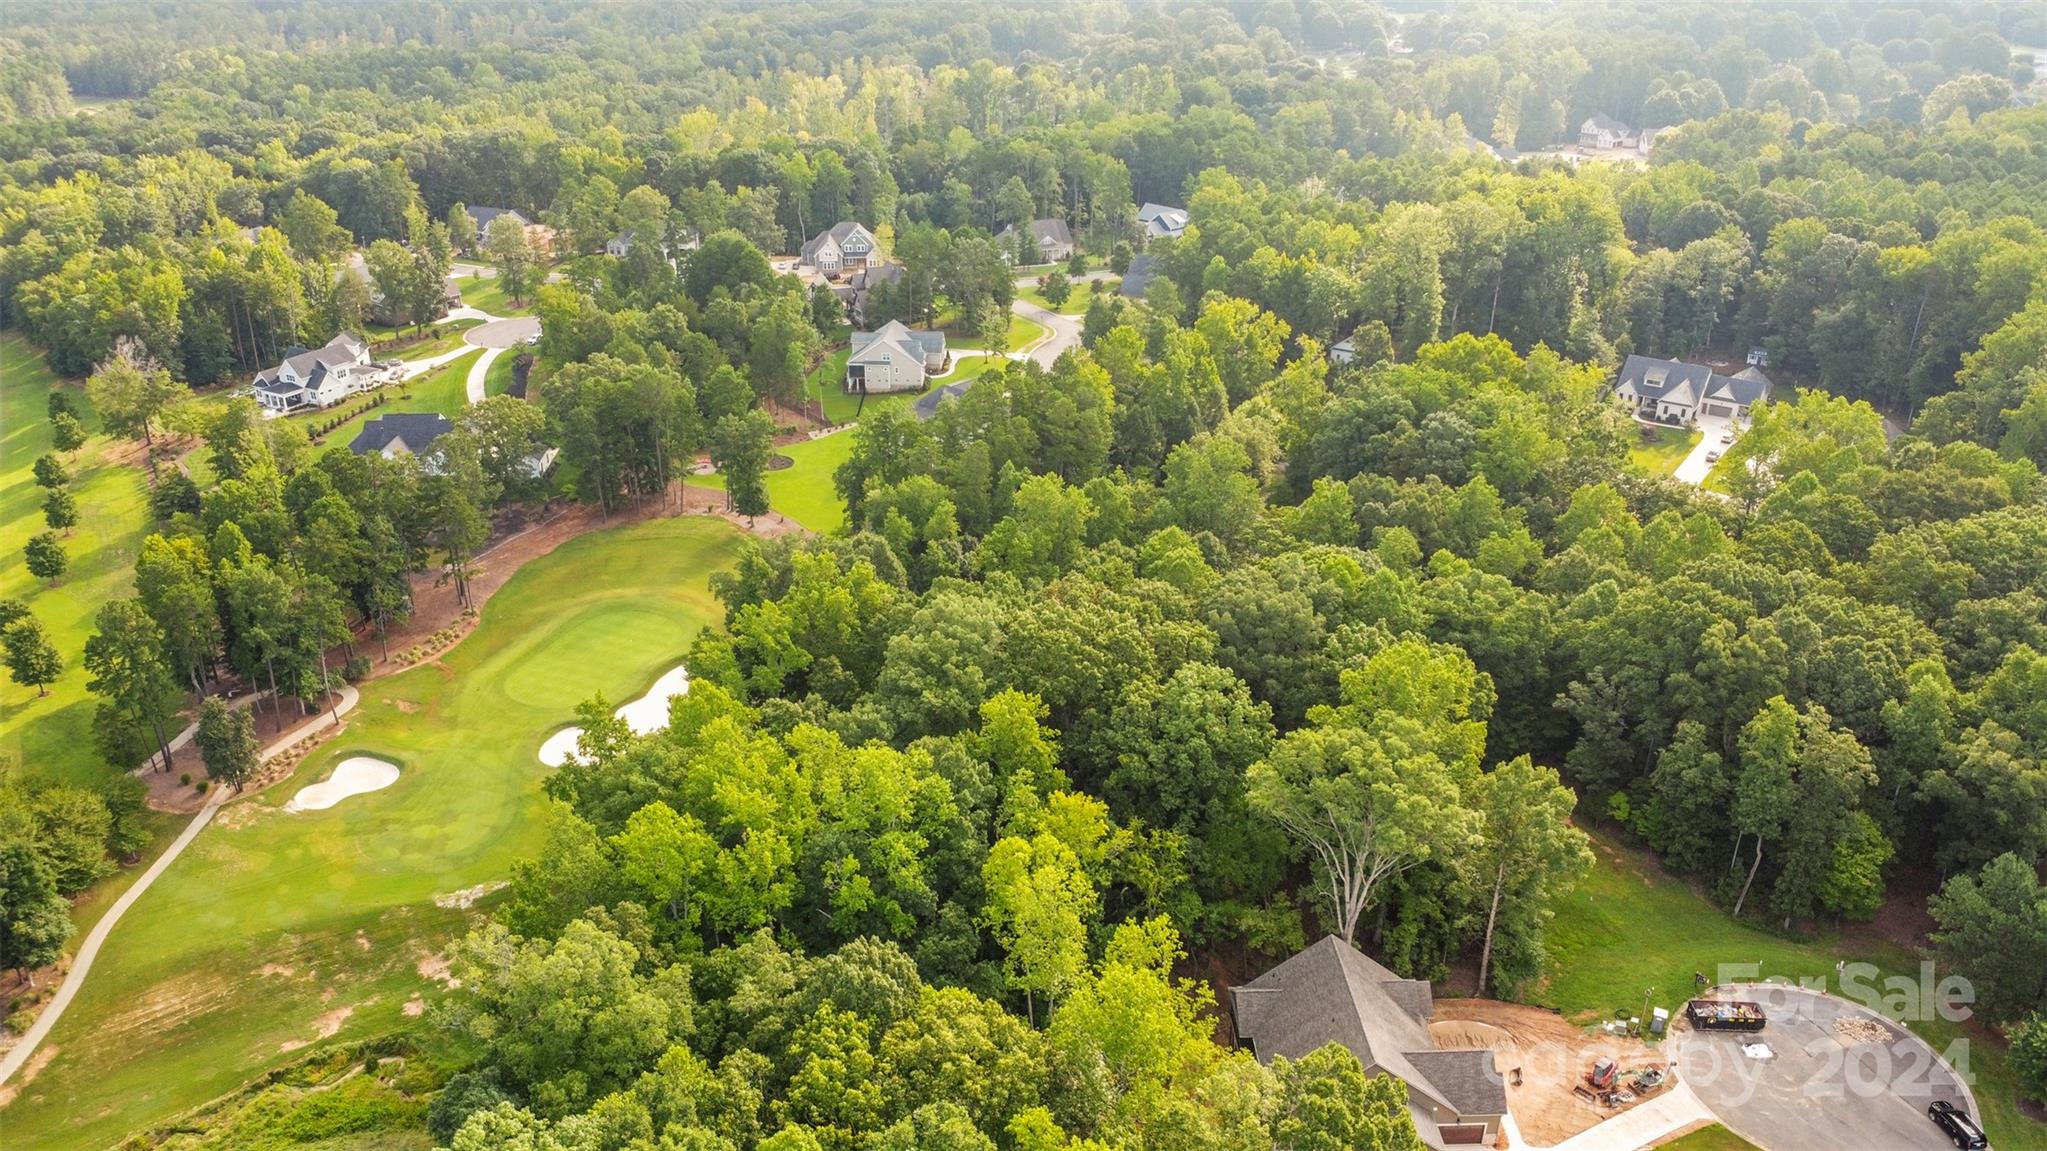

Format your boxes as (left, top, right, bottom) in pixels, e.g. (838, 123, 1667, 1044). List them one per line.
(801, 221, 878, 261)
(466, 207, 530, 232)
(349, 412, 453, 456)
(1616, 355, 1774, 410)
(1582, 113, 1630, 134)
(1405, 1049, 1508, 1117)
(1120, 254, 1159, 298)
(849, 320, 944, 365)
(998, 218, 1074, 250)
(1230, 937, 1504, 1122)
(283, 332, 368, 380)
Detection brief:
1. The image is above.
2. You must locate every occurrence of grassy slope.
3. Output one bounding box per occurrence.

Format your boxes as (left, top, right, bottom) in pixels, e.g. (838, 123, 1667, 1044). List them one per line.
(309, 350, 480, 455)
(0, 333, 154, 787)
(455, 272, 534, 317)
(810, 349, 1000, 426)
(483, 348, 521, 398)
(1544, 833, 2044, 1149)
(2, 516, 742, 1148)
(1017, 280, 1098, 315)
(1652, 1124, 1762, 1150)
(1626, 425, 1701, 477)
(688, 430, 856, 534)
(387, 319, 484, 361)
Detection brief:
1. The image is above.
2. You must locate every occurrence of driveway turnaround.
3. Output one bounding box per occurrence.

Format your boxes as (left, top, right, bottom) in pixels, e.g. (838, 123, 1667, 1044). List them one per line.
(1674, 985, 1974, 1151)
(465, 315, 540, 348)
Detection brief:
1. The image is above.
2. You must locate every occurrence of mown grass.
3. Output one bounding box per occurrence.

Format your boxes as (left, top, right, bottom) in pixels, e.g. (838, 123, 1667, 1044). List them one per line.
(385, 319, 483, 362)
(808, 348, 1002, 426)
(1543, 832, 2046, 1149)
(0, 332, 154, 787)
(1626, 424, 1701, 477)
(3, 516, 743, 1148)
(455, 271, 534, 317)
(483, 348, 522, 398)
(688, 430, 856, 534)
(1652, 1124, 1762, 1150)
(1017, 279, 1099, 315)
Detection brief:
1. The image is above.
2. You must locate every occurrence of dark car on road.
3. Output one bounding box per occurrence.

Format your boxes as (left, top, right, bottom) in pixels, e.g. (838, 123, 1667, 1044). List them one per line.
(1928, 1100, 1988, 1149)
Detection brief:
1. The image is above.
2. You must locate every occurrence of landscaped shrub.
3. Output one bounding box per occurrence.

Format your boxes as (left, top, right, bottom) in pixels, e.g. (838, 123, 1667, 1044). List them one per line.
(343, 655, 371, 682)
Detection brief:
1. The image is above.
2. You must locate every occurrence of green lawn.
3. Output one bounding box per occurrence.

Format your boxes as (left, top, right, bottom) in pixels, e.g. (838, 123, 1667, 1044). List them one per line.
(2, 516, 743, 1148)
(309, 350, 480, 453)
(1017, 279, 1098, 315)
(1544, 832, 2046, 1150)
(807, 348, 1003, 426)
(0, 333, 154, 787)
(1653, 1124, 1761, 1150)
(385, 319, 483, 361)
(950, 313, 1043, 353)
(1626, 425, 1701, 477)
(483, 348, 522, 398)
(455, 271, 534, 317)
(688, 430, 856, 534)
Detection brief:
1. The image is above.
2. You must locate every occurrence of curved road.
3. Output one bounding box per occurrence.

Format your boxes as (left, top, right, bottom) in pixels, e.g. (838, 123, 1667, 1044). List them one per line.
(0, 685, 360, 1088)
(460, 316, 538, 405)
(913, 272, 1108, 419)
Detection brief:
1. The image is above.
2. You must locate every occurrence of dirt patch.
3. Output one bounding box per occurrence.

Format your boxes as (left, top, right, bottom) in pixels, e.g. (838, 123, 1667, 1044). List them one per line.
(255, 963, 296, 978)
(212, 801, 277, 831)
(353, 930, 373, 951)
(416, 953, 455, 986)
(403, 994, 425, 1017)
(313, 1005, 352, 1038)
(0, 1044, 58, 1107)
(1433, 999, 1667, 1148)
(433, 880, 508, 910)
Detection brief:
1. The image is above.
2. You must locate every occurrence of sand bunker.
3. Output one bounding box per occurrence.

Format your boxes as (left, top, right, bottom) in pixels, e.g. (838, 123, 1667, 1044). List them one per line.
(538, 664, 689, 766)
(283, 757, 399, 812)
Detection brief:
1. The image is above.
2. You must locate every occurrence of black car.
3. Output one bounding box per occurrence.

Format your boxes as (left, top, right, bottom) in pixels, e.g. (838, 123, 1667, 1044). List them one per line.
(1928, 1100, 1988, 1149)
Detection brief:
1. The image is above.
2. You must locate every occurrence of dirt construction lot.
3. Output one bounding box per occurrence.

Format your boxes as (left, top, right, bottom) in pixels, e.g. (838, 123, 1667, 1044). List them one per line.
(1432, 999, 1668, 1147)
(1675, 986, 1974, 1151)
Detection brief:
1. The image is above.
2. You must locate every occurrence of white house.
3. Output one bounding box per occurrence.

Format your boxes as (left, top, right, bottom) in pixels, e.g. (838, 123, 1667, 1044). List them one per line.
(1137, 202, 1189, 242)
(800, 221, 881, 278)
(845, 321, 947, 394)
(1578, 114, 1657, 153)
(255, 333, 374, 413)
(996, 218, 1076, 263)
(1614, 355, 1774, 424)
(605, 226, 701, 260)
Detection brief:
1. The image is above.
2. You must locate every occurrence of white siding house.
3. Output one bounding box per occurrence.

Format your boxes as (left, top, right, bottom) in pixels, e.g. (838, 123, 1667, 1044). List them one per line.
(845, 321, 947, 394)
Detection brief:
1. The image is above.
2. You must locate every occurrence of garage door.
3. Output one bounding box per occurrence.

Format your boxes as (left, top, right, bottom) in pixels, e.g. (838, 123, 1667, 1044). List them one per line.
(1439, 1124, 1488, 1144)
(1703, 402, 1733, 417)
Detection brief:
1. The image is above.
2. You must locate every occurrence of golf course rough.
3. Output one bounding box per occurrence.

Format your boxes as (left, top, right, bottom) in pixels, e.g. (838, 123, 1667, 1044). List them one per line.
(538, 663, 691, 766)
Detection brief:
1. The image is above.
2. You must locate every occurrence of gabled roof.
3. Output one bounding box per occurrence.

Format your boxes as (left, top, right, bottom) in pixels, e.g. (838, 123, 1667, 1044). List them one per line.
(1136, 202, 1187, 226)
(281, 332, 368, 381)
(1616, 355, 1774, 410)
(1231, 937, 1504, 1122)
(849, 320, 944, 364)
(997, 218, 1075, 250)
(1581, 113, 1630, 134)
(348, 412, 453, 457)
(467, 206, 531, 232)
(1119, 254, 1159, 298)
(802, 221, 878, 260)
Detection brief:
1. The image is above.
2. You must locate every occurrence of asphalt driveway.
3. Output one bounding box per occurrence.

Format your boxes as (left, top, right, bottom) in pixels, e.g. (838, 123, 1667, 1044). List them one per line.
(465, 315, 540, 348)
(1674, 986, 1975, 1151)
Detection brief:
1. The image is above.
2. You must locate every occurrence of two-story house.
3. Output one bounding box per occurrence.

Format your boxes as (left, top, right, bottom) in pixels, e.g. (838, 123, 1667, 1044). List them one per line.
(800, 221, 881, 279)
(254, 333, 375, 414)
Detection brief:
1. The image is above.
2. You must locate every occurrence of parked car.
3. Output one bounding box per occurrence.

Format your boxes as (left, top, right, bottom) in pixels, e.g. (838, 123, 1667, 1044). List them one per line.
(1719, 431, 1734, 444)
(524, 333, 540, 346)
(1928, 1101, 1987, 1149)
(1704, 449, 1722, 463)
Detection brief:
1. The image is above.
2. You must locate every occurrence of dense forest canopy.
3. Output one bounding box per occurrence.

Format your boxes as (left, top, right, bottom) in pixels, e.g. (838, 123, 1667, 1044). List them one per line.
(4, 2, 2047, 1148)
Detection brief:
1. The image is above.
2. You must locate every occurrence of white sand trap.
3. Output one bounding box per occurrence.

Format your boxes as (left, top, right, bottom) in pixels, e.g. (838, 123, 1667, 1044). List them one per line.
(538, 664, 690, 767)
(284, 757, 400, 812)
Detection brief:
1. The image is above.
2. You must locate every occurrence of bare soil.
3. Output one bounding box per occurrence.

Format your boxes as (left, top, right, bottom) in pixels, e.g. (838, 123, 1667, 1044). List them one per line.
(1432, 998, 1668, 1148)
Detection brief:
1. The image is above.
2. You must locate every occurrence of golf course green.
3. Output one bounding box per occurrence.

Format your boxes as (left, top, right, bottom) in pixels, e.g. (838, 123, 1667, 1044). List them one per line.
(2, 515, 743, 1148)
